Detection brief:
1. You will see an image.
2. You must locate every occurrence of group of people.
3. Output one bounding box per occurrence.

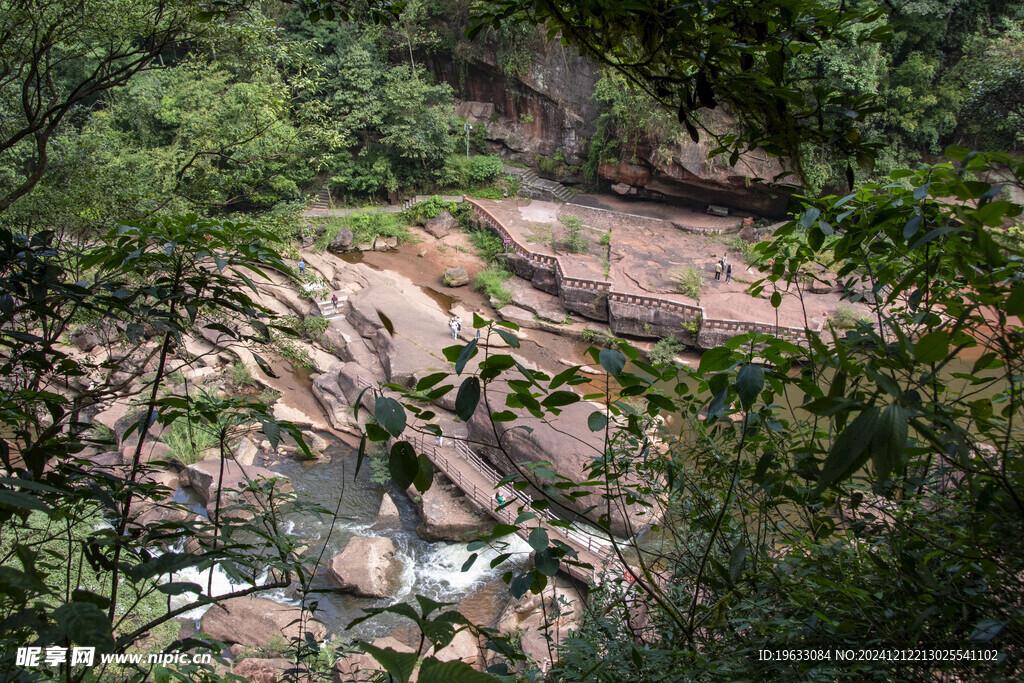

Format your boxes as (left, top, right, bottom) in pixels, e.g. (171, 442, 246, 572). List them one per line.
(714, 254, 732, 283)
(448, 315, 462, 340)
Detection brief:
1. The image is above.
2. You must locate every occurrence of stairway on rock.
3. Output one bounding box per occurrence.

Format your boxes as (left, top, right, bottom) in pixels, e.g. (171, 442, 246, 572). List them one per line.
(311, 187, 331, 210)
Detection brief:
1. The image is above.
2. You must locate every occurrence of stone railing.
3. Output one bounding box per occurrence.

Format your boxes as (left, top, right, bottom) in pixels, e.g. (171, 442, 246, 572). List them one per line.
(701, 317, 814, 339)
(469, 199, 798, 337)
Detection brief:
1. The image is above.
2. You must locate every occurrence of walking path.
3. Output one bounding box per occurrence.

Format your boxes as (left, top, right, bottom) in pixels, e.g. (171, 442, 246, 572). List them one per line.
(349, 368, 624, 586)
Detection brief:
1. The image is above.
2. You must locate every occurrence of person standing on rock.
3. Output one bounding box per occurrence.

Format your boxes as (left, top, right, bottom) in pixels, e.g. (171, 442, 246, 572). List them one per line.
(715, 260, 723, 281)
(726, 263, 732, 284)
(331, 293, 339, 309)
(449, 317, 459, 340)
(298, 259, 306, 277)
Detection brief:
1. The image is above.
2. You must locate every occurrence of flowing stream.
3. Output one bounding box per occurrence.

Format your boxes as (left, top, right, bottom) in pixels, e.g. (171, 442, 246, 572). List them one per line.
(170, 439, 530, 641)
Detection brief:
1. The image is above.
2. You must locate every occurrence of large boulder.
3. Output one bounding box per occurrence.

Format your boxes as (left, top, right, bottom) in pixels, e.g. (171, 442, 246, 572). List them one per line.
(232, 658, 300, 683)
(182, 459, 291, 517)
(327, 226, 354, 253)
(424, 210, 457, 238)
(119, 439, 171, 466)
(70, 327, 103, 352)
(496, 575, 583, 666)
(443, 267, 470, 287)
(200, 596, 327, 649)
(407, 474, 495, 542)
(325, 536, 403, 598)
(373, 493, 402, 528)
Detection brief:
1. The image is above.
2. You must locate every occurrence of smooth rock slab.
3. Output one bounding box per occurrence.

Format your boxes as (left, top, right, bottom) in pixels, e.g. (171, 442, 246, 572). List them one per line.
(325, 536, 402, 599)
(183, 459, 291, 517)
(200, 596, 327, 649)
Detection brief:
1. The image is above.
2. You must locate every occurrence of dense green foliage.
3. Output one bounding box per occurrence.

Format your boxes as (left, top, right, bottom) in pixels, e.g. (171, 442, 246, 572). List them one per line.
(3, 0, 1024, 681)
(581, 0, 1024, 190)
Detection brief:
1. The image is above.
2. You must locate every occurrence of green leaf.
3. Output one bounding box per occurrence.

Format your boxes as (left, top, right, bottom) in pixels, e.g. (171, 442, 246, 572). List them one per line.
(1006, 284, 1024, 317)
(495, 329, 520, 348)
(770, 291, 782, 308)
(416, 372, 449, 390)
(359, 643, 418, 683)
(800, 207, 820, 228)
(534, 548, 559, 576)
(705, 386, 730, 422)
(969, 619, 1004, 643)
(587, 411, 607, 432)
(697, 347, 734, 374)
(0, 566, 50, 599)
(389, 441, 418, 490)
(155, 582, 202, 596)
(914, 330, 950, 364)
(735, 364, 764, 406)
(598, 348, 626, 377)
(54, 602, 115, 651)
(728, 541, 746, 584)
(510, 573, 532, 598)
(903, 214, 922, 240)
(251, 352, 278, 378)
(541, 391, 579, 408)
(0, 489, 51, 514)
(528, 528, 548, 552)
(365, 423, 390, 442)
(871, 403, 908, 484)
(456, 376, 481, 421)
(815, 407, 882, 494)
(413, 453, 434, 493)
(455, 339, 478, 375)
(375, 397, 407, 437)
(419, 658, 499, 683)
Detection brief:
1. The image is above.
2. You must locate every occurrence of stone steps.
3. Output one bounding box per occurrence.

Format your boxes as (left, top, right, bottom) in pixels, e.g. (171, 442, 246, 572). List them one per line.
(315, 293, 347, 322)
(311, 187, 331, 210)
(503, 165, 575, 202)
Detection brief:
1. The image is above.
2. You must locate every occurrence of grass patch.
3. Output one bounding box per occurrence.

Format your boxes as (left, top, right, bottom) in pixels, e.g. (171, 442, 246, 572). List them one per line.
(402, 196, 456, 226)
(315, 212, 412, 250)
(831, 303, 873, 328)
(474, 266, 513, 308)
(164, 417, 219, 466)
(673, 266, 703, 302)
(230, 362, 257, 388)
(467, 228, 506, 264)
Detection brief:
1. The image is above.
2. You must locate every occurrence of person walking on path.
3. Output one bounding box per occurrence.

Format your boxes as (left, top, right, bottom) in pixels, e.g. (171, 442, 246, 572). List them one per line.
(298, 259, 305, 277)
(449, 317, 461, 340)
(725, 263, 732, 284)
(715, 260, 722, 281)
(331, 293, 339, 309)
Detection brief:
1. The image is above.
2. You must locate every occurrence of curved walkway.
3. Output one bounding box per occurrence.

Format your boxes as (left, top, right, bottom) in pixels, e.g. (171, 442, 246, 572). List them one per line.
(350, 369, 622, 586)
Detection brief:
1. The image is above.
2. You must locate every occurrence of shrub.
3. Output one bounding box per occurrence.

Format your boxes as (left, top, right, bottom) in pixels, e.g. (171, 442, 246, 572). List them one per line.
(673, 266, 703, 301)
(831, 302, 873, 328)
(649, 336, 685, 364)
(230, 362, 256, 388)
(467, 228, 506, 264)
(474, 266, 513, 308)
(559, 214, 589, 253)
(402, 196, 455, 226)
(164, 417, 219, 466)
(315, 212, 411, 250)
(439, 154, 504, 188)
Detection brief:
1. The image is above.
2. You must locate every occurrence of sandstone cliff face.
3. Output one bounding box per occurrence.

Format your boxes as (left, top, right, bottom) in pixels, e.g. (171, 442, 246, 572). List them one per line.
(429, 29, 793, 216)
(427, 28, 599, 170)
(598, 107, 791, 216)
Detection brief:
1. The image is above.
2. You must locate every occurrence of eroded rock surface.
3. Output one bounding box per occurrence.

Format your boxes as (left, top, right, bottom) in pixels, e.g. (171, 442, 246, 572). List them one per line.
(325, 536, 402, 598)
